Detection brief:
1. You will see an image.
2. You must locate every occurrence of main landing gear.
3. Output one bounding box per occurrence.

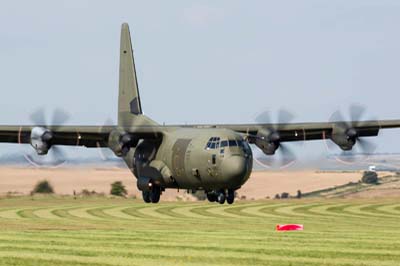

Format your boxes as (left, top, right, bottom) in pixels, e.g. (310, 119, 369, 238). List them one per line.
(142, 185, 161, 203)
(207, 189, 235, 204)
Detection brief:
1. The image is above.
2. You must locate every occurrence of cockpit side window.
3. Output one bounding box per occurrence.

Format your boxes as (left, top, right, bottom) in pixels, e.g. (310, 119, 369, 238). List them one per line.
(228, 140, 238, 147)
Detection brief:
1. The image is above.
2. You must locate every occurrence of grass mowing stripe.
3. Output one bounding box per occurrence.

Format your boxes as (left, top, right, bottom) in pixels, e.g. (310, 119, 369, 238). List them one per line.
(0, 257, 107, 266)
(121, 205, 158, 218)
(3, 231, 400, 248)
(0, 250, 398, 266)
(50, 206, 84, 219)
(377, 204, 400, 215)
(98, 206, 139, 220)
(189, 205, 234, 218)
(2, 236, 400, 255)
(168, 204, 209, 219)
(1, 240, 400, 259)
(152, 204, 189, 218)
(85, 206, 120, 219)
(16, 208, 42, 219)
(223, 203, 268, 217)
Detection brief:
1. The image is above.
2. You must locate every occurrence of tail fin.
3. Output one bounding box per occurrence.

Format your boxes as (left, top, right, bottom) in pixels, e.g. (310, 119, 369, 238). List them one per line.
(118, 23, 156, 127)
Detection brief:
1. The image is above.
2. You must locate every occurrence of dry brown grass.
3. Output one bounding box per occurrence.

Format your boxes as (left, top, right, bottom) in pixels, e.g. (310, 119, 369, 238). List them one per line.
(0, 166, 375, 200)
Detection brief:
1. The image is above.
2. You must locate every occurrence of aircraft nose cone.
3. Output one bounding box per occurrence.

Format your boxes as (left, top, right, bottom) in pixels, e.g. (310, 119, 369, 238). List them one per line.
(221, 155, 248, 184)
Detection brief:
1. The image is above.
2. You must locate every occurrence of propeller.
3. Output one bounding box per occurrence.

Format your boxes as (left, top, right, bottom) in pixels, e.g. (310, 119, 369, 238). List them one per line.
(96, 116, 160, 164)
(96, 118, 118, 161)
(24, 108, 70, 167)
(252, 109, 298, 169)
(325, 104, 378, 164)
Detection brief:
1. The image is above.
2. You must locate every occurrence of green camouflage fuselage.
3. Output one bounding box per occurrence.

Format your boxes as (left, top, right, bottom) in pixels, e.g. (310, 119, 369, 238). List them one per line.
(125, 128, 253, 191)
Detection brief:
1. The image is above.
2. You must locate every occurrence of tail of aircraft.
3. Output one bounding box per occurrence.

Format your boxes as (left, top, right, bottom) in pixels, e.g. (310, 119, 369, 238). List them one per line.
(118, 23, 157, 127)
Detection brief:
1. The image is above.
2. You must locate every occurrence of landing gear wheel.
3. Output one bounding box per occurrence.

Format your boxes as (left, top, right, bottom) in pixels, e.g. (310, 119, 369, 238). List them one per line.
(207, 192, 217, 202)
(150, 186, 161, 203)
(227, 189, 235, 204)
(142, 191, 151, 203)
(217, 191, 226, 204)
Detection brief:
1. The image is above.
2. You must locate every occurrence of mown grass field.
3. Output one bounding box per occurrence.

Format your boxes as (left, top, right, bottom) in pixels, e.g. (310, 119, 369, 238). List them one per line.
(0, 196, 400, 266)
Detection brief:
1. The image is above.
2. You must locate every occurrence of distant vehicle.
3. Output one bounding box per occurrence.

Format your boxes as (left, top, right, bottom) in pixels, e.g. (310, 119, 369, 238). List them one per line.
(2, 23, 400, 204)
(368, 165, 376, 172)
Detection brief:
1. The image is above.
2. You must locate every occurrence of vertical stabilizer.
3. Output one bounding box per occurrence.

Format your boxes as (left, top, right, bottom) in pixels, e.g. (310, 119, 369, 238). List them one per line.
(118, 23, 156, 127)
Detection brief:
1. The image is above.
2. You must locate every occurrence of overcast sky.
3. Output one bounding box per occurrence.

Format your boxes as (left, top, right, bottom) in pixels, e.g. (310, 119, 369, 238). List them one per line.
(1, 0, 400, 160)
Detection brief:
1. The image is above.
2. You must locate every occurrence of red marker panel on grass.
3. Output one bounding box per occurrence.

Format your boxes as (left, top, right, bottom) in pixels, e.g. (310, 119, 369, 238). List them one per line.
(276, 224, 304, 231)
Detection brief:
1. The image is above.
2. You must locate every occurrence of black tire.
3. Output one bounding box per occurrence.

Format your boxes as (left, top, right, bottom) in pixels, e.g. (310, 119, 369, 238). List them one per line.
(150, 186, 161, 203)
(142, 191, 151, 203)
(207, 192, 217, 202)
(227, 189, 235, 204)
(217, 191, 226, 204)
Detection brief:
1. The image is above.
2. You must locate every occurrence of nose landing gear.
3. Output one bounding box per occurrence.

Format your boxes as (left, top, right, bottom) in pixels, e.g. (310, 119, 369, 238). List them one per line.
(207, 189, 235, 204)
(142, 185, 161, 203)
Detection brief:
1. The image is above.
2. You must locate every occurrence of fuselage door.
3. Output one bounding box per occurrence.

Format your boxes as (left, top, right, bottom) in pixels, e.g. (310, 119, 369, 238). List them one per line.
(172, 139, 192, 178)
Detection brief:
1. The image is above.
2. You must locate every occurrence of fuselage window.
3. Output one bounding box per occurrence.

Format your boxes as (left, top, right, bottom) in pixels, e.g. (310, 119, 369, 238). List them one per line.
(220, 140, 228, 148)
(228, 140, 238, 147)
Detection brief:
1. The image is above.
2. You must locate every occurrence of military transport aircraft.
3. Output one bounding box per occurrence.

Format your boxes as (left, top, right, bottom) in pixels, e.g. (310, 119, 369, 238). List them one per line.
(1, 23, 400, 204)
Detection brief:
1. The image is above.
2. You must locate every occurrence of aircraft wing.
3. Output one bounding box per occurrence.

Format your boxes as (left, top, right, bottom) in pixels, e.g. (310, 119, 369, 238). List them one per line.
(1, 119, 400, 150)
(189, 119, 400, 143)
(0, 125, 164, 148)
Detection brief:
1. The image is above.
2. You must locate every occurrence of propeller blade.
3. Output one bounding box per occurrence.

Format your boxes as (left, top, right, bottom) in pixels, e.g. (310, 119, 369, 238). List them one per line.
(254, 144, 296, 169)
(253, 108, 297, 169)
(325, 105, 377, 165)
(26, 108, 70, 167)
(277, 109, 294, 124)
(279, 144, 296, 167)
(254, 155, 273, 168)
(255, 110, 271, 124)
(103, 118, 115, 127)
(24, 149, 65, 167)
(338, 151, 357, 163)
(30, 108, 46, 125)
(357, 138, 377, 155)
(46, 146, 66, 166)
(51, 108, 70, 130)
(51, 146, 65, 158)
(349, 104, 366, 123)
(97, 118, 117, 161)
(329, 110, 350, 129)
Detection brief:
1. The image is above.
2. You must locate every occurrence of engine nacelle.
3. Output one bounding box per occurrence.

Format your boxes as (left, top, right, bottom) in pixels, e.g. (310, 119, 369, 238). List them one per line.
(108, 129, 138, 157)
(254, 129, 280, 155)
(30, 127, 53, 155)
(255, 139, 280, 155)
(330, 126, 356, 151)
